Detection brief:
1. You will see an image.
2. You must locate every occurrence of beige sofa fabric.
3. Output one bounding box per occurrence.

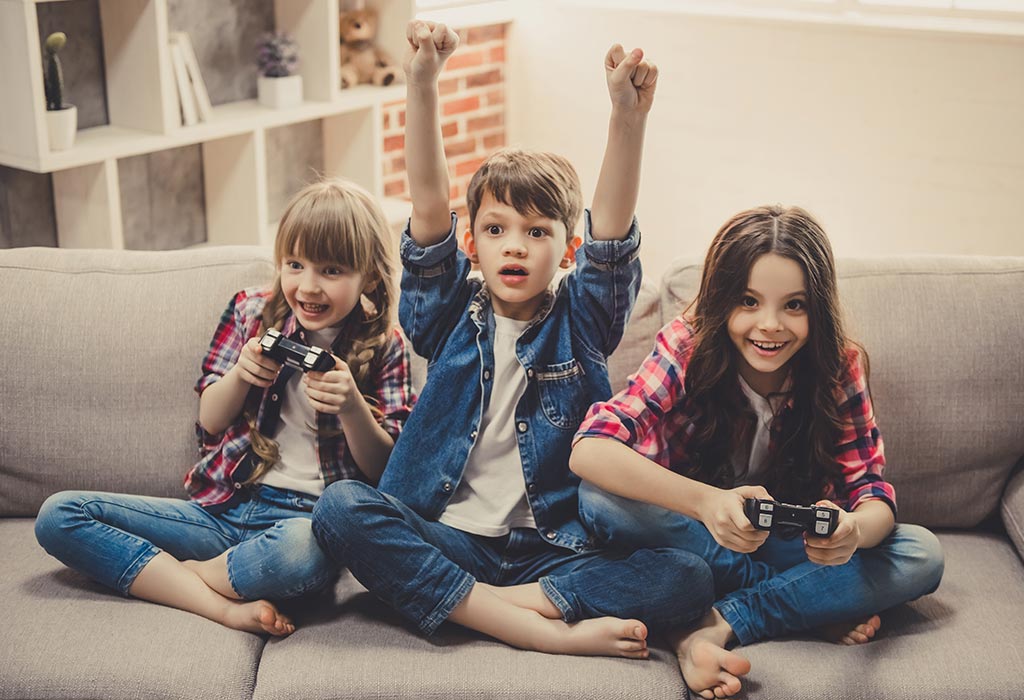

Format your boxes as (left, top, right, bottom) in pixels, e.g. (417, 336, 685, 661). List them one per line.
(1002, 462, 1024, 561)
(0, 246, 275, 517)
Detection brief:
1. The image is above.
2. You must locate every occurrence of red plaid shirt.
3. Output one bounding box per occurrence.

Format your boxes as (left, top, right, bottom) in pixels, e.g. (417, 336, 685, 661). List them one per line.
(185, 288, 415, 510)
(574, 316, 896, 513)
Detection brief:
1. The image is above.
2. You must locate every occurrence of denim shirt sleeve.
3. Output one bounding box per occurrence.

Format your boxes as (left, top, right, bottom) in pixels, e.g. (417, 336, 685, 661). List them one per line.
(398, 213, 477, 360)
(564, 209, 643, 357)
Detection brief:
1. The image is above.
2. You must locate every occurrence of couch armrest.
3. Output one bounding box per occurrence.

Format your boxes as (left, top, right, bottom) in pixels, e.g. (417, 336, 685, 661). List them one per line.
(1002, 458, 1024, 562)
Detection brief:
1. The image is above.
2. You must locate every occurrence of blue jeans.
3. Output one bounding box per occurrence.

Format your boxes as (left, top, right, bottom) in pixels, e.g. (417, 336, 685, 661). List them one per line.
(579, 482, 945, 645)
(35, 485, 335, 600)
(311, 480, 714, 636)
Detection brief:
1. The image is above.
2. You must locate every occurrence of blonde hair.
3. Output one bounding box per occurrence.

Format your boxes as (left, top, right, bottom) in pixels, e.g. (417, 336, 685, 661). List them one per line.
(465, 147, 583, 241)
(244, 179, 397, 483)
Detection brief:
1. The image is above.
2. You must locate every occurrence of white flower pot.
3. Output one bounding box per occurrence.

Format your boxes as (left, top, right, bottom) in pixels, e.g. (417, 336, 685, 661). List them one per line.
(46, 104, 77, 151)
(257, 74, 303, 109)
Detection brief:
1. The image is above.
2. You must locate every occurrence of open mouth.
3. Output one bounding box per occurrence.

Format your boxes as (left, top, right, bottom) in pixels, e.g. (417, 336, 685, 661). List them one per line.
(300, 302, 329, 314)
(749, 339, 787, 354)
(499, 265, 528, 277)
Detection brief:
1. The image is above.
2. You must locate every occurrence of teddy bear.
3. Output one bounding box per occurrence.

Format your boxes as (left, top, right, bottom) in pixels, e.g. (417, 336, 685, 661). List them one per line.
(339, 8, 400, 88)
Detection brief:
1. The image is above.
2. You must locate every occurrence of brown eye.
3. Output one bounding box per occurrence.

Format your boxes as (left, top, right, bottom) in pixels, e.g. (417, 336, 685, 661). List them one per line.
(786, 299, 805, 311)
(741, 296, 757, 308)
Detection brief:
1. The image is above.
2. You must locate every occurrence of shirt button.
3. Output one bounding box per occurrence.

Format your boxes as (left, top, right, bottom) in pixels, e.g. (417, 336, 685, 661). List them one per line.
(442, 482, 453, 493)
(527, 483, 536, 494)
(470, 430, 478, 440)
(526, 368, 534, 379)
(483, 369, 491, 380)
(545, 531, 556, 540)
(517, 422, 528, 433)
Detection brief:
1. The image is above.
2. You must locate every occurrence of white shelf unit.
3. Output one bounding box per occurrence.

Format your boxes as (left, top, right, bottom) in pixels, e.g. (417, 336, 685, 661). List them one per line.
(0, 0, 414, 248)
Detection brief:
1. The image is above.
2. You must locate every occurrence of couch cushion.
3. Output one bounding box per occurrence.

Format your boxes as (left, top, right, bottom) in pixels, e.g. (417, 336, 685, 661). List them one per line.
(0, 246, 275, 517)
(0, 518, 264, 700)
(253, 571, 687, 700)
(660, 256, 1024, 528)
(738, 531, 1024, 700)
(608, 278, 662, 393)
(1002, 461, 1024, 562)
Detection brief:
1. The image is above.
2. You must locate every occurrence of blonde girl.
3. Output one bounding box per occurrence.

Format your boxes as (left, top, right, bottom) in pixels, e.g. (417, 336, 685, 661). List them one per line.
(36, 179, 414, 636)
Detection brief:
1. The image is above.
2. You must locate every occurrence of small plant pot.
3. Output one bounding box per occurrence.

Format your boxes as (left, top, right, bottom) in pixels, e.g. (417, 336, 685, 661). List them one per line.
(46, 104, 77, 151)
(257, 75, 302, 109)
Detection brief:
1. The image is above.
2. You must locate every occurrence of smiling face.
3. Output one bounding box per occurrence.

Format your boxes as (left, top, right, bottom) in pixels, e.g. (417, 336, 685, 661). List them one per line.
(727, 253, 810, 396)
(464, 190, 581, 321)
(279, 251, 369, 331)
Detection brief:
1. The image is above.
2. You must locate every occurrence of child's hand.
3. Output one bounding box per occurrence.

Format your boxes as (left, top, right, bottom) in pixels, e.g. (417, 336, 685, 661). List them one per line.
(605, 44, 658, 115)
(804, 500, 860, 566)
(403, 20, 459, 85)
(302, 356, 363, 416)
(699, 485, 771, 554)
(231, 338, 282, 388)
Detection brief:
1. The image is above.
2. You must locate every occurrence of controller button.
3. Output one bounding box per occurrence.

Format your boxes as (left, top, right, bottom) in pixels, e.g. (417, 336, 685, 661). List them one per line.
(761, 502, 774, 512)
(271, 393, 279, 402)
(758, 514, 772, 528)
(817, 510, 830, 518)
(815, 522, 830, 535)
(233, 482, 242, 490)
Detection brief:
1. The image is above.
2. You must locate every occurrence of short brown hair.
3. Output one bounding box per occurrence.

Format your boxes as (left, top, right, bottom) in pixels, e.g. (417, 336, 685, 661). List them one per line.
(466, 148, 583, 241)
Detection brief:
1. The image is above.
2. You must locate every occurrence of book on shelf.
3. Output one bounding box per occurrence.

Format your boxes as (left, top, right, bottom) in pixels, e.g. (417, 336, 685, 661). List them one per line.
(171, 32, 212, 122)
(169, 40, 198, 126)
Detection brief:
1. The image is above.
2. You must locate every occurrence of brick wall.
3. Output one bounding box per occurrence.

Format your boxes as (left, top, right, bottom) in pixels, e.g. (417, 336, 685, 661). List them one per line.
(381, 22, 508, 227)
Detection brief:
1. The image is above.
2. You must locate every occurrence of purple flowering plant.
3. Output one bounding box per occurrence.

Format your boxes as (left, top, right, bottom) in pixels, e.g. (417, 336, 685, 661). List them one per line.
(256, 32, 299, 78)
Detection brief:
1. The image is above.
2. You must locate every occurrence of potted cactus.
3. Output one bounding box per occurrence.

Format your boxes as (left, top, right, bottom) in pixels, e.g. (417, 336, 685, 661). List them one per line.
(256, 32, 302, 109)
(43, 32, 77, 151)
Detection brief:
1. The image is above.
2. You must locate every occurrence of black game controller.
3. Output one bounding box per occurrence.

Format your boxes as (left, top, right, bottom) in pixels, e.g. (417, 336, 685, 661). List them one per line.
(743, 498, 840, 539)
(258, 328, 336, 373)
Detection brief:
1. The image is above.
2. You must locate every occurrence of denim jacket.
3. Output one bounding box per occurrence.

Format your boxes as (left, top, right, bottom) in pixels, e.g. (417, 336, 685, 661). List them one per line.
(378, 211, 642, 552)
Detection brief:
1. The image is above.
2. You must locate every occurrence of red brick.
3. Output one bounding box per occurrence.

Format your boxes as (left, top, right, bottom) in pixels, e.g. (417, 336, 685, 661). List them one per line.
(466, 69, 502, 89)
(398, 110, 406, 127)
(438, 77, 460, 95)
(446, 50, 486, 71)
(483, 133, 506, 150)
(386, 155, 406, 175)
(466, 24, 506, 44)
(484, 89, 504, 106)
(489, 45, 506, 63)
(383, 134, 405, 152)
(467, 112, 503, 132)
(445, 139, 478, 157)
(443, 96, 480, 116)
(384, 179, 406, 197)
(455, 156, 487, 177)
(441, 121, 459, 138)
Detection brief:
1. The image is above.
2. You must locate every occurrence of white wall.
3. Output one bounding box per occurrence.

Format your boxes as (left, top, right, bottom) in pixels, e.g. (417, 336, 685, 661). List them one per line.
(507, 1, 1024, 283)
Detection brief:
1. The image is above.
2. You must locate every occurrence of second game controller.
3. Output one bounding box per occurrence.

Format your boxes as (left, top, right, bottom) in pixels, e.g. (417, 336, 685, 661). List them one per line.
(258, 328, 336, 373)
(743, 498, 840, 539)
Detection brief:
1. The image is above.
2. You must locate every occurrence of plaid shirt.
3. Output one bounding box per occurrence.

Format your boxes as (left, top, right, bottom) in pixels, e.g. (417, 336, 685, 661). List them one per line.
(574, 316, 896, 514)
(185, 287, 415, 511)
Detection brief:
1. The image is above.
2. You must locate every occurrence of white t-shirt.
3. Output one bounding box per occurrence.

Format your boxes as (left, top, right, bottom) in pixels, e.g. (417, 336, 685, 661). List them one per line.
(732, 374, 786, 486)
(260, 326, 340, 497)
(440, 314, 537, 537)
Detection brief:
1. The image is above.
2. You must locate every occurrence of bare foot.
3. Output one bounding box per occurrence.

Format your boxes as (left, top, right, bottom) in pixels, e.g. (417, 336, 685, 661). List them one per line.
(670, 610, 750, 699)
(220, 599, 295, 637)
(817, 614, 881, 645)
(538, 616, 650, 659)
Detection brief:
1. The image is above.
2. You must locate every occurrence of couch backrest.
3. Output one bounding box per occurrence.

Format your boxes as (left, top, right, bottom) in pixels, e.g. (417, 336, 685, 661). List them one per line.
(0, 246, 275, 516)
(656, 256, 1024, 528)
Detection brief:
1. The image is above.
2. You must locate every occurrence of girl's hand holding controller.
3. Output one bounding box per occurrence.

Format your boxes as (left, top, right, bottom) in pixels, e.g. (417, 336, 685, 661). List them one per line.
(302, 356, 362, 416)
(232, 338, 283, 388)
(803, 499, 860, 566)
(699, 484, 772, 554)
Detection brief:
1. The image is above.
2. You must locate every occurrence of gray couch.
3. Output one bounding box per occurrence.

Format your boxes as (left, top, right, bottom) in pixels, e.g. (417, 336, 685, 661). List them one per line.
(1, 245, 1022, 700)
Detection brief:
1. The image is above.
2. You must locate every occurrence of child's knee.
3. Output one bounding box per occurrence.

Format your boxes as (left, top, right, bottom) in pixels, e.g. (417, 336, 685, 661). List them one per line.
(579, 481, 674, 547)
(34, 490, 82, 551)
(311, 480, 381, 544)
(890, 523, 945, 598)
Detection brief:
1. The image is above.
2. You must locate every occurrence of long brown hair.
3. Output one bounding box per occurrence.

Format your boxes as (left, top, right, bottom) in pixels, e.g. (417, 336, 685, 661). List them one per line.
(683, 205, 865, 504)
(244, 179, 397, 483)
